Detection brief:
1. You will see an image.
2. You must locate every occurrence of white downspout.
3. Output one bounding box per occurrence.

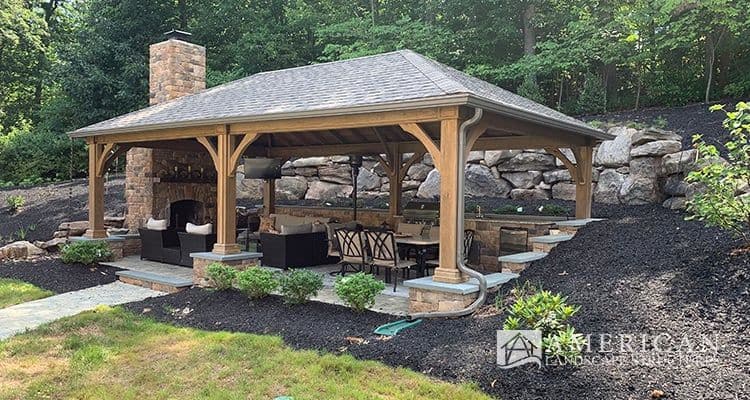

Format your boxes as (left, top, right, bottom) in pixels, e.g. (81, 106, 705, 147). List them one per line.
(410, 107, 487, 319)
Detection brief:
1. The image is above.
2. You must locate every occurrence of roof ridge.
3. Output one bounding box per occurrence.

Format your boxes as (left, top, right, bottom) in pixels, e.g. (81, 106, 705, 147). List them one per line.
(252, 50, 406, 78)
(397, 50, 468, 95)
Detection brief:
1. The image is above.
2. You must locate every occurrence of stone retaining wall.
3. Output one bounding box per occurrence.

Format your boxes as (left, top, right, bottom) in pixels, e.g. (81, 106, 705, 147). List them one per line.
(236, 126, 698, 210)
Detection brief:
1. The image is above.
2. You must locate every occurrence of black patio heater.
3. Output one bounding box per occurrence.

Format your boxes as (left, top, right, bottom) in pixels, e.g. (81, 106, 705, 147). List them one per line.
(349, 155, 363, 221)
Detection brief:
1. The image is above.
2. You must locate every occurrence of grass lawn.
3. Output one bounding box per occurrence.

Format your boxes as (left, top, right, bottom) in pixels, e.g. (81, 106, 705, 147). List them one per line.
(0, 278, 53, 309)
(0, 307, 492, 400)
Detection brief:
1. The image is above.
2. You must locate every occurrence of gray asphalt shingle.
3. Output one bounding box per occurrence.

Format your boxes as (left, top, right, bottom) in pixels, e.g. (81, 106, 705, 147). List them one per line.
(71, 50, 601, 137)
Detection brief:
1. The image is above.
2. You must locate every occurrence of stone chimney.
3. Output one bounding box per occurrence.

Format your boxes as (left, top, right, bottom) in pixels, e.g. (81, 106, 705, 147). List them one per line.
(125, 31, 215, 231)
(149, 30, 206, 105)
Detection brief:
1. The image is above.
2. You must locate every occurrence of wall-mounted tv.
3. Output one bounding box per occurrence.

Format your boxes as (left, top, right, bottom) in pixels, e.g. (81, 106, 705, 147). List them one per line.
(243, 158, 282, 179)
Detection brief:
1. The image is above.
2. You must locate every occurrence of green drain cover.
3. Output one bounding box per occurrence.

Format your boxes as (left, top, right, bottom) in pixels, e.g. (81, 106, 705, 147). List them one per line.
(374, 319, 422, 336)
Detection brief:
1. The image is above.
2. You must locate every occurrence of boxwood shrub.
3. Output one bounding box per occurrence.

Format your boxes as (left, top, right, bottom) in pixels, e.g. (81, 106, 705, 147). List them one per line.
(235, 267, 278, 299)
(279, 269, 324, 305)
(334, 272, 385, 312)
(60, 241, 113, 265)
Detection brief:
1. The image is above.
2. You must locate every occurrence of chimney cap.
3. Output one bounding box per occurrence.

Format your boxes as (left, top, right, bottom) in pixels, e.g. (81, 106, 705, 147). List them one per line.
(164, 29, 192, 42)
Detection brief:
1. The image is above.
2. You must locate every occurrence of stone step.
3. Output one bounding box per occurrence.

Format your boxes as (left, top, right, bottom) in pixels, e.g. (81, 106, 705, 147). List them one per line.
(498, 251, 548, 273)
(555, 218, 605, 233)
(116, 270, 193, 293)
(529, 234, 574, 252)
(404, 272, 518, 295)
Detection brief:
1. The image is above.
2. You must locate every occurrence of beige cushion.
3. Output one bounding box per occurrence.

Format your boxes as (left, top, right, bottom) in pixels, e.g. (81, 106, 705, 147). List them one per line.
(280, 223, 312, 235)
(304, 216, 331, 224)
(146, 218, 168, 231)
(186, 222, 212, 235)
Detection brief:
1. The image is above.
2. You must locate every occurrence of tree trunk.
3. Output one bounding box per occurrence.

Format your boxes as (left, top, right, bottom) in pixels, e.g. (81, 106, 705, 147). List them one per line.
(178, 0, 188, 30)
(370, 0, 378, 25)
(705, 38, 715, 103)
(522, 3, 536, 56)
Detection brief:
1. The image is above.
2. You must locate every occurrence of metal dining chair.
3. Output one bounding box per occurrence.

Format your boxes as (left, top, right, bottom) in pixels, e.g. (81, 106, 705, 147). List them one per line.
(333, 228, 369, 276)
(364, 230, 413, 292)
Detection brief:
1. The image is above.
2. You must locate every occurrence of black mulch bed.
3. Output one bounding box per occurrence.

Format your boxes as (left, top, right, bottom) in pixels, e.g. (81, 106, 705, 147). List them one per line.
(583, 100, 734, 151)
(0, 177, 125, 243)
(0, 257, 121, 293)
(124, 204, 750, 399)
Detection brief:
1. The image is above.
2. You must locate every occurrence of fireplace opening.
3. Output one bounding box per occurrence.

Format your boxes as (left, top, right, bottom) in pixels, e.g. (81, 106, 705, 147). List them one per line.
(168, 200, 205, 231)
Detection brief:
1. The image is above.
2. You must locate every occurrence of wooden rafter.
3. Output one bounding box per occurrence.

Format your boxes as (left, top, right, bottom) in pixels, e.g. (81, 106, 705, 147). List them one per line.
(196, 136, 219, 171)
(398, 122, 441, 171)
(398, 151, 425, 181)
(545, 147, 581, 182)
(229, 132, 262, 174)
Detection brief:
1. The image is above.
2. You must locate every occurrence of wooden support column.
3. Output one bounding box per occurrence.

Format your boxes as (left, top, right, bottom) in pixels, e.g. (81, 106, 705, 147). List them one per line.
(84, 140, 107, 238)
(213, 129, 240, 254)
(433, 117, 467, 283)
(263, 179, 276, 216)
(572, 146, 593, 219)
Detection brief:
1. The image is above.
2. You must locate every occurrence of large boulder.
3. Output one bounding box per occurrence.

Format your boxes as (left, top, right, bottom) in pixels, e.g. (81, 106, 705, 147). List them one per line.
(630, 140, 682, 157)
(294, 167, 318, 177)
(485, 150, 522, 167)
(402, 180, 422, 190)
(662, 149, 698, 175)
(619, 175, 661, 204)
(292, 157, 328, 168)
(663, 174, 690, 196)
(551, 183, 577, 200)
(416, 165, 513, 199)
(356, 168, 381, 191)
(595, 126, 636, 167)
(318, 164, 352, 184)
(629, 156, 662, 178)
(0, 241, 45, 259)
(58, 221, 89, 236)
(276, 176, 308, 200)
(543, 169, 572, 184)
(465, 164, 513, 197)
(467, 151, 485, 163)
(422, 153, 434, 166)
(502, 171, 543, 189)
(510, 188, 550, 200)
(594, 169, 626, 204)
(35, 237, 68, 251)
(406, 163, 432, 181)
(662, 197, 687, 210)
(631, 128, 682, 146)
(495, 152, 556, 172)
(305, 181, 352, 200)
(416, 169, 440, 199)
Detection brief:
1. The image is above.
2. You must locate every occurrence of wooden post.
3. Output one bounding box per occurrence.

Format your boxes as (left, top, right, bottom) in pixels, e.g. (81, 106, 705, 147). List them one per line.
(84, 140, 107, 239)
(433, 118, 467, 283)
(573, 146, 593, 219)
(213, 128, 241, 254)
(263, 179, 276, 216)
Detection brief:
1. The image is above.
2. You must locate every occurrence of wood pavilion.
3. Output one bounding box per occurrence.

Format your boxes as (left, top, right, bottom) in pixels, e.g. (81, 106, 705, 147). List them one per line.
(70, 31, 612, 311)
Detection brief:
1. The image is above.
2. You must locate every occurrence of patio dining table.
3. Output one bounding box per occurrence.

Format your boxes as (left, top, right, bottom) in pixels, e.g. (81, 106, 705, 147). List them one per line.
(396, 235, 439, 277)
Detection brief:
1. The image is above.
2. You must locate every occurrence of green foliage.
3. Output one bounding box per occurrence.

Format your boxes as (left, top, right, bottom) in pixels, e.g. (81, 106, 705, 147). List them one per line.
(575, 72, 606, 115)
(0, 129, 87, 183)
(278, 269, 324, 305)
(334, 272, 385, 312)
(516, 74, 545, 104)
(687, 102, 750, 244)
(493, 205, 522, 214)
(503, 287, 585, 364)
(235, 267, 279, 299)
(60, 241, 114, 265)
(205, 263, 238, 291)
(5, 195, 24, 213)
(538, 204, 569, 216)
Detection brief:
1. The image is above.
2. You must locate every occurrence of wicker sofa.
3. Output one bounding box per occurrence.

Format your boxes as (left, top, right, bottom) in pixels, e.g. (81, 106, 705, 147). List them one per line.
(139, 228, 216, 267)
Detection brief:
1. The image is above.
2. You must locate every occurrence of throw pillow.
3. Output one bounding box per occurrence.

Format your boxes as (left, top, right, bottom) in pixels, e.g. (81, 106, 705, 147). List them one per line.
(259, 216, 276, 233)
(146, 218, 168, 231)
(186, 222, 212, 235)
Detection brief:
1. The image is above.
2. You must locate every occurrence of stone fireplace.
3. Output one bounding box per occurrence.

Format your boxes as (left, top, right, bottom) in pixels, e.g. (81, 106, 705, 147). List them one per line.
(124, 31, 216, 231)
(168, 200, 206, 231)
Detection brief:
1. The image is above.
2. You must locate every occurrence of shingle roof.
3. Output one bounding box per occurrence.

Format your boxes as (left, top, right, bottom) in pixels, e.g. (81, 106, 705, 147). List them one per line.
(71, 50, 606, 139)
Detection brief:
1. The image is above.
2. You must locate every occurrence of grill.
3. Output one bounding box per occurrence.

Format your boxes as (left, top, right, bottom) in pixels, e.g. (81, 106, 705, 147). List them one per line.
(402, 200, 439, 224)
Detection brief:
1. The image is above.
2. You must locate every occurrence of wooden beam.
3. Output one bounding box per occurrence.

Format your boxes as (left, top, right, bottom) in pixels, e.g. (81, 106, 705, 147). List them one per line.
(229, 132, 262, 175)
(398, 151, 424, 181)
(84, 142, 107, 239)
(464, 119, 490, 159)
(432, 118, 466, 284)
(213, 129, 241, 255)
(230, 107, 456, 134)
(572, 146, 594, 219)
(480, 112, 590, 146)
(263, 179, 276, 216)
(196, 137, 219, 171)
(398, 123, 442, 171)
(545, 147, 579, 181)
(91, 125, 215, 144)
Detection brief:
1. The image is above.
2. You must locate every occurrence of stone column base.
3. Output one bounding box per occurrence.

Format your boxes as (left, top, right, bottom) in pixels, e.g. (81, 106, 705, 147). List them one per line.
(408, 287, 478, 313)
(191, 251, 263, 287)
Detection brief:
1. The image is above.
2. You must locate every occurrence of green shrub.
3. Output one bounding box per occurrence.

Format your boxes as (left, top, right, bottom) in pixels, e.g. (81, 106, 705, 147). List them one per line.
(60, 241, 114, 265)
(279, 269, 324, 305)
(205, 263, 238, 291)
(517, 74, 546, 104)
(687, 102, 750, 246)
(235, 267, 278, 299)
(503, 288, 585, 364)
(493, 205, 520, 214)
(5, 195, 24, 213)
(575, 72, 606, 115)
(538, 204, 569, 216)
(334, 272, 385, 312)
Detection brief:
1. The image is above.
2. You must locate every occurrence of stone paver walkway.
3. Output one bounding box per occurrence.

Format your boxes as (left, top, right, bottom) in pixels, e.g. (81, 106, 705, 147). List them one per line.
(0, 282, 165, 340)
